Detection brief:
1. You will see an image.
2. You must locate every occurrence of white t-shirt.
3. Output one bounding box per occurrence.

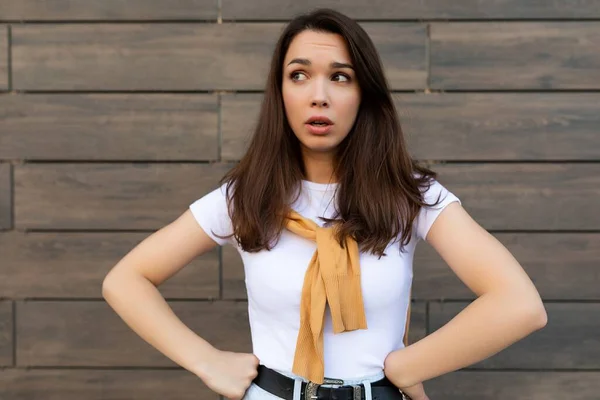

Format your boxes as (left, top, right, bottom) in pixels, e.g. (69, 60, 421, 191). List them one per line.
(189, 178, 460, 380)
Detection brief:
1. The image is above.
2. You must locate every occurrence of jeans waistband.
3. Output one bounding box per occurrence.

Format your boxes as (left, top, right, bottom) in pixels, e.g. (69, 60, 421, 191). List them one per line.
(271, 367, 387, 387)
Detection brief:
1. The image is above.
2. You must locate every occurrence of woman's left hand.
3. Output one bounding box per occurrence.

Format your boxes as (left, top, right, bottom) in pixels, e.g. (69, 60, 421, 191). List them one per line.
(383, 351, 430, 400)
(396, 382, 429, 400)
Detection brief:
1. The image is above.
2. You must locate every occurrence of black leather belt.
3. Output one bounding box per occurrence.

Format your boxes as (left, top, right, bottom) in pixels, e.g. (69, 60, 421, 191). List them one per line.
(252, 365, 410, 400)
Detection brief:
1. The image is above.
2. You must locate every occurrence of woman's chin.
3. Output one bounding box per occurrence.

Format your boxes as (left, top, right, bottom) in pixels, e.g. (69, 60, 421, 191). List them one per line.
(298, 138, 340, 153)
(293, 127, 347, 154)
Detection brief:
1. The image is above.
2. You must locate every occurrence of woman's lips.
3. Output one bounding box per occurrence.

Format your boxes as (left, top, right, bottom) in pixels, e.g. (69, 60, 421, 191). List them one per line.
(305, 123, 333, 135)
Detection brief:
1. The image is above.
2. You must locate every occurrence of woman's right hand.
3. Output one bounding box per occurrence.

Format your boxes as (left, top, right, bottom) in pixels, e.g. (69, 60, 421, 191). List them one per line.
(197, 349, 261, 400)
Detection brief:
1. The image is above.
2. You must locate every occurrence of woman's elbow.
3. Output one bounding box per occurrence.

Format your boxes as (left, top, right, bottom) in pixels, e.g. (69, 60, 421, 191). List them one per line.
(532, 303, 548, 330)
(101, 267, 131, 299)
(523, 296, 548, 331)
(502, 287, 548, 333)
(101, 271, 119, 299)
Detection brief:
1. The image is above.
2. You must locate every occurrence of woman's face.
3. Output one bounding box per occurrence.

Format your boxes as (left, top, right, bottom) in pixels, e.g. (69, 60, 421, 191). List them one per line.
(282, 30, 361, 158)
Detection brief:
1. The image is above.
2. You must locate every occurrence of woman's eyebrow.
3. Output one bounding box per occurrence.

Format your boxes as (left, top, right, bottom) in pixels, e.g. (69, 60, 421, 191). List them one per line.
(287, 58, 354, 70)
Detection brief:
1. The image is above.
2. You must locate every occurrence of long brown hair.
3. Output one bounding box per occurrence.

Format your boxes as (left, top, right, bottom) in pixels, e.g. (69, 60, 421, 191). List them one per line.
(219, 8, 442, 257)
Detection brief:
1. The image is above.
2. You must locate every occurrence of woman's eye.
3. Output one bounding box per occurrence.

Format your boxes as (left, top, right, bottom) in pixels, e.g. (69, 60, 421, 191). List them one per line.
(333, 73, 350, 82)
(291, 72, 307, 81)
(290, 72, 351, 82)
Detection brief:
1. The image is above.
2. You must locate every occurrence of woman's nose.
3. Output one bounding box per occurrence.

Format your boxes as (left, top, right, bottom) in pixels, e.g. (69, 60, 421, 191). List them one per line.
(311, 79, 329, 107)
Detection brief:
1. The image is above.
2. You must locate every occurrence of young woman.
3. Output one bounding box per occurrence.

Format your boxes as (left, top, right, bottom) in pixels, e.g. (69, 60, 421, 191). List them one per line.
(102, 8, 547, 400)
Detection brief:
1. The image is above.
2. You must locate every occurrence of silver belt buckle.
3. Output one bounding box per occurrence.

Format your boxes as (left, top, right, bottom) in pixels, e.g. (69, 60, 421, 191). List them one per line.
(324, 377, 345, 385)
(305, 378, 345, 400)
(352, 385, 362, 400)
(305, 382, 320, 400)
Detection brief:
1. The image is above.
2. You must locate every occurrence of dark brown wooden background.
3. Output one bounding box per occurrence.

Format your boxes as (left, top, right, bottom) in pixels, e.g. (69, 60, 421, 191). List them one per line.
(1, 1, 599, 399)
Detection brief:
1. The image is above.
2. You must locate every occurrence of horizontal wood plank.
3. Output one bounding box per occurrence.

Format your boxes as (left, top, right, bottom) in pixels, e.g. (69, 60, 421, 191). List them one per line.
(0, 301, 12, 366)
(220, 94, 259, 161)
(26, 165, 590, 231)
(0, 232, 219, 299)
(395, 93, 600, 161)
(222, 1, 600, 19)
(360, 24, 426, 89)
(414, 233, 600, 300)
(14, 163, 231, 230)
(16, 301, 251, 366)
(222, 93, 600, 161)
(11, 23, 426, 91)
(434, 163, 600, 230)
(5, 1, 600, 21)
(0, 163, 11, 230)
(431, 23, 600, 89)
(0, 94, 218, 161)
(12, 24, 281, 91)
(425, 371, 600, 400)
(3, 369, 598, 400)
(0, 26, 7, 90)
(429, 303, 600, 369)
(15, 299, 427, 366)
(0, 0, 217, 20)
(2, 370, 600, 400)
(0, 369, 219, 400)
(406, 302, 427, 345)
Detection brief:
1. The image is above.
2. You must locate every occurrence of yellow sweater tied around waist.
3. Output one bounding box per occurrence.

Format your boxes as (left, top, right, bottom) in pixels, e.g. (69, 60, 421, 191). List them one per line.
(285, 210, 411, 384)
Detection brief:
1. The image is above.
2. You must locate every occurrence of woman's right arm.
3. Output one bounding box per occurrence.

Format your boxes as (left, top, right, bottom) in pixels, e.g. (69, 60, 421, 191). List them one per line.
(101, 209, 259, 399)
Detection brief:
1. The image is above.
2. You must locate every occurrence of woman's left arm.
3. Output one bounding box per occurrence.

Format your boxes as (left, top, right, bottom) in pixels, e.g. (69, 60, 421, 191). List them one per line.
(384, 202, 548, 388)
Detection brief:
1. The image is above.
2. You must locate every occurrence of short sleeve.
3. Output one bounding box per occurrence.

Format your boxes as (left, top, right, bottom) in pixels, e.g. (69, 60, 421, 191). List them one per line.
(416, 179, 461, 241)
(189, 183, 233, 246)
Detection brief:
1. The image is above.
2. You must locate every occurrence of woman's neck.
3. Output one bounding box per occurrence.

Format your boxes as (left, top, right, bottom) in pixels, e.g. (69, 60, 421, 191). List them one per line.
(301, 150, 336, 184)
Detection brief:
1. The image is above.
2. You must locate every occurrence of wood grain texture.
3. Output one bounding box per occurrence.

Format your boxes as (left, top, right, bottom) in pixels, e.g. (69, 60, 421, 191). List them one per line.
(0, 301, 12, 366)
(222, 93, 600, 161)
(220, 94, 260, 161)
(414, 233, 600, 301)
(0, 232, 219, 299)
(2, 2, 598, 394)
(429, 302, 600, 369)
(394, 93, 600, 161)
(0, 26, 7, 90)
(430, 23, 600, 89)
(14, 163, 232, 230)
(0, 163, 11, 230)
(2, 370, 599, 400)
(16, 301, 251, 366)
(11, 23, 426, 91)
(433, 163, 600, 230)
(0, 94, 219, 161)
(222, 1, 600, 20)
(0, 369, 219, 400)
(405, 302, 427, 345)
(0, 0, 217, 20)
(12, 23, 282, 91)
(424, 371, 600, 400)
(360, 24, 427, 90)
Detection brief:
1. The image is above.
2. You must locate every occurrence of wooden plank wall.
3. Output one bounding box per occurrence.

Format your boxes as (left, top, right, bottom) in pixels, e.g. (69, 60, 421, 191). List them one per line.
(1, 1, 599, 399)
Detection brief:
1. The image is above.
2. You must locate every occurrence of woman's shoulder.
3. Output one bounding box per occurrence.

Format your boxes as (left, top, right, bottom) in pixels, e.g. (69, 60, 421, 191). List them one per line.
(188, 182, 233, 246)
(414, 177, 461, 241)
